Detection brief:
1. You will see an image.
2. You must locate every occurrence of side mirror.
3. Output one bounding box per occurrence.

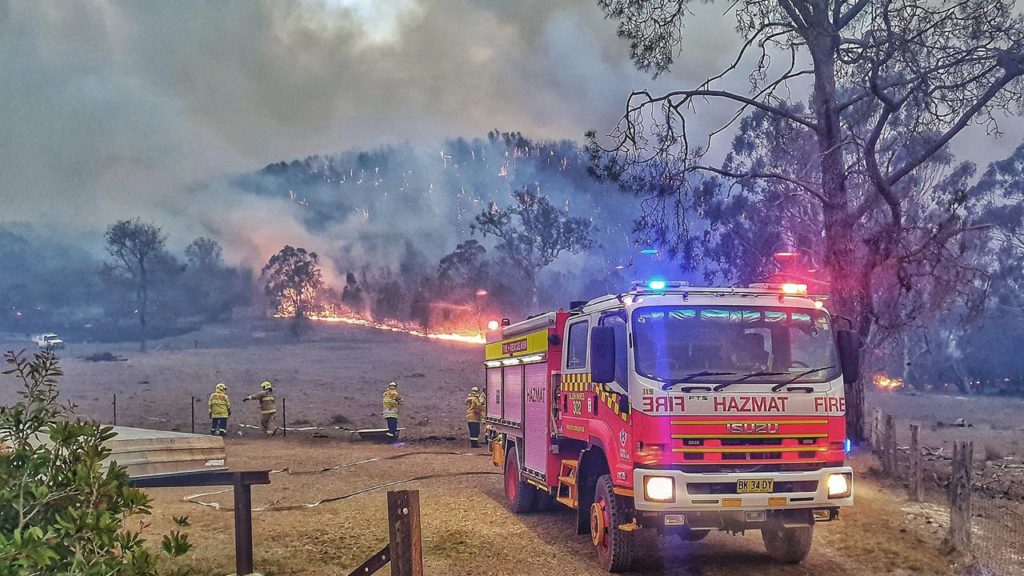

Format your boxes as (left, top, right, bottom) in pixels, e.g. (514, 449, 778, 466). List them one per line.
(590, 326, 616, 384)
(836, 329, 861, 384)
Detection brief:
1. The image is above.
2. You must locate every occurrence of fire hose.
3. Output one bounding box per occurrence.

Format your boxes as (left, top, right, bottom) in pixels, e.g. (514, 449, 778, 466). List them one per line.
(183, 451, 498, 512)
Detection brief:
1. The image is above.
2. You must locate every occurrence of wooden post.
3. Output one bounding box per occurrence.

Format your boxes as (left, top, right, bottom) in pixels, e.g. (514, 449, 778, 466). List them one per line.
(909, 423, 922, 501)
(871, 409, 882, 452)
(113, 393, 117, 426)
(387, 490, 423, 576)
(884, 414, 897, 476)
(947, 440, 973, 552)
(281, 397, 287, 438)
(191, 396, 196, 434)
(234, 481, 255, 576)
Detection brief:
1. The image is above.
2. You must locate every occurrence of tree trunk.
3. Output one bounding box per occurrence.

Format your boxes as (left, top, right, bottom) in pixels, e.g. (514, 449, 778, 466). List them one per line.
(139, 263, 148, 353)
(807, 34, 866, 441)
(528, 269, 539, 313)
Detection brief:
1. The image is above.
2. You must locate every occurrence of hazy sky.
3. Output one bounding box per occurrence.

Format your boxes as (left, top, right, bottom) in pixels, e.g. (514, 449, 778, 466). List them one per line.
(2, 0, 1021, 259)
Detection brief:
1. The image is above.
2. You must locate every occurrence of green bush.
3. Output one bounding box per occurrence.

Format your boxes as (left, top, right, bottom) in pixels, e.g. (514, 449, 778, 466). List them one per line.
(0, 350, 191, 575)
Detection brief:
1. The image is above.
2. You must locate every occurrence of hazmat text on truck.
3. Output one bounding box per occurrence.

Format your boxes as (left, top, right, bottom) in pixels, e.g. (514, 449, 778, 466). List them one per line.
(483, 280, 860, 572)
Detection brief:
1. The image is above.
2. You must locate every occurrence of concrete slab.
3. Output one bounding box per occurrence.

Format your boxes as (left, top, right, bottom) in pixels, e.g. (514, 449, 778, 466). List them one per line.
(107, 426, 227, 478)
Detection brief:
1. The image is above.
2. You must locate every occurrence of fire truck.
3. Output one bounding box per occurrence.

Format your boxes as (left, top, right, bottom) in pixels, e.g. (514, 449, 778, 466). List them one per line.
(484, 280, 860, 572)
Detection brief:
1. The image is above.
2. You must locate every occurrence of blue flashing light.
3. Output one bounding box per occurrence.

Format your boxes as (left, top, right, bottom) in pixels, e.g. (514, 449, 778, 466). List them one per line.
(647, 279, 667, 290)
(844, 439, 852, 454)
(640, 248, 659, 255)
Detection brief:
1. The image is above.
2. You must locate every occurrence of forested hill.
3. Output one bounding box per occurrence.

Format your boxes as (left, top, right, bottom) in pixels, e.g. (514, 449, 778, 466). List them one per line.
(233, 131, 638, 266)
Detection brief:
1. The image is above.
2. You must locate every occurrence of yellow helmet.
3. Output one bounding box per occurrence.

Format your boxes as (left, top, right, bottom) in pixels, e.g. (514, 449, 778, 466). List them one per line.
(260, 380, 272, 390)
(216, 383, 227, 392)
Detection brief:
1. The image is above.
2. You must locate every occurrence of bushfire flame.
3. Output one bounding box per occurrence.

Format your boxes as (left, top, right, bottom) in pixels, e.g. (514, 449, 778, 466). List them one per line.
(873, 373, 904, 390)
(275, 300, 485, 344)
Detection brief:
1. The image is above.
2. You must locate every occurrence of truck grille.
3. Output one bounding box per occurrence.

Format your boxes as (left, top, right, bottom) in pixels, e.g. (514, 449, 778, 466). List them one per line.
(669, 419, 829, 472)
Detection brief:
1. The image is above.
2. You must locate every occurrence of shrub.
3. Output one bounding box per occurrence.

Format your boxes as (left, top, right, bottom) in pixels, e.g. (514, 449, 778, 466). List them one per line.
(0, 350, 191, 575)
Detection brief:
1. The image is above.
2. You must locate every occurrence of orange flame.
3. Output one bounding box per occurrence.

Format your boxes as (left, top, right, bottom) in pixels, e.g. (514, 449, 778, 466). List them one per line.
(274, 301, 485, 345)
(873, 373, 904, 390)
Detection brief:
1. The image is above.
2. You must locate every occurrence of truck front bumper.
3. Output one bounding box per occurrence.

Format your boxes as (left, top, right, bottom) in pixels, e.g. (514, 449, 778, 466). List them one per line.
(632, 466, 854, 513)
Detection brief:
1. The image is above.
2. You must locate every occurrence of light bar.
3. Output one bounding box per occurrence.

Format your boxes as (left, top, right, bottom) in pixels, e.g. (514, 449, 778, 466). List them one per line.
(501, 357, 521, 366)
(781, 283, 808, 294)
(519, 354, 545, 363)
(485, 360, 503, 368)
(647, 279, 667, 290)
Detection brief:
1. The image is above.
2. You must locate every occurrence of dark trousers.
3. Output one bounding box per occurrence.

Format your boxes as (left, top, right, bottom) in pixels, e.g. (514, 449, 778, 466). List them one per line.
(385, 417, 399, 442)
(211, 417, 227, 436)
(467, 421, 481, 447)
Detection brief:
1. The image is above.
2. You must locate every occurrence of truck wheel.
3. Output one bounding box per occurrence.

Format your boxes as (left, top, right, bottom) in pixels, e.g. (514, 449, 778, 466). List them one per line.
(761, 513, 814, 563)
(590, 474, 634, 573)
(504, 445, 536, 514)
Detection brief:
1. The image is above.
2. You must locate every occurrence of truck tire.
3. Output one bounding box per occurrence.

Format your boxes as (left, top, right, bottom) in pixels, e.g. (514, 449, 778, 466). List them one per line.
(761, 513, 814, 563)
(590, 474, 634, 573)
(504, 445, 537, 514)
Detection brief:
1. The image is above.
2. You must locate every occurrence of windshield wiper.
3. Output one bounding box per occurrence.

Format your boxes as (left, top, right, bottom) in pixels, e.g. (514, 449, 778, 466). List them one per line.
(771, 365, 837, 392)
(660, 371, 737, 392)
(713, 371, 789, 392)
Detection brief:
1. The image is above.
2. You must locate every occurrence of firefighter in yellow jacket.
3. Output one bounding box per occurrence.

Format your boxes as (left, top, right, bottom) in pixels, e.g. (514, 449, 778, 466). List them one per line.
(243, 380, 278, 436)
(465, 386, 485, 447)
(382, 381, 402, 443)
(208, 383, 231, 436)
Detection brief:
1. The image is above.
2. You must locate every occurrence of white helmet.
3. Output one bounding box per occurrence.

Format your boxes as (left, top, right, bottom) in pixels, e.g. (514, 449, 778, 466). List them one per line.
(470, 386, 480, 392)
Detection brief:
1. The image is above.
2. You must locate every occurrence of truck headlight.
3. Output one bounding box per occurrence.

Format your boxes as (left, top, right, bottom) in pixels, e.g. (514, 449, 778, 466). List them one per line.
(827, 473, 851, 498)
(644, 476, 675, 502)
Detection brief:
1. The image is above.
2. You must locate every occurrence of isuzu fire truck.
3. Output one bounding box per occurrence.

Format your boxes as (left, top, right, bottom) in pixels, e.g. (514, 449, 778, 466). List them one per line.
(484, 281, 861, 572)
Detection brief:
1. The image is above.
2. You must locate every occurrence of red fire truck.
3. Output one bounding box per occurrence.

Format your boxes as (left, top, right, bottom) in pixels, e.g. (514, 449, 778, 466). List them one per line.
(484, 280, 860, 572)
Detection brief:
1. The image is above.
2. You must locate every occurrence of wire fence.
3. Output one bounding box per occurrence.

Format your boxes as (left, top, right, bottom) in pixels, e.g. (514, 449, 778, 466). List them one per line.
(871, 409, 1024, 576)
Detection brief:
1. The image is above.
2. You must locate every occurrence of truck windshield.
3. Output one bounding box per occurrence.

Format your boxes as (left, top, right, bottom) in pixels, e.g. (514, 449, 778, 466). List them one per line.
(631, 306, 840, 385)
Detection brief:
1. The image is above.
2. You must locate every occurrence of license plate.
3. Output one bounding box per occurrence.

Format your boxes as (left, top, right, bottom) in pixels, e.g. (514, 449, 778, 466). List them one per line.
(737, 479, 774, 493)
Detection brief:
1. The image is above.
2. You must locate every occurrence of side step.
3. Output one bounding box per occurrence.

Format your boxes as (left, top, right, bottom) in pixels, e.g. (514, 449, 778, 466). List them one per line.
(555, 459, 579, 509)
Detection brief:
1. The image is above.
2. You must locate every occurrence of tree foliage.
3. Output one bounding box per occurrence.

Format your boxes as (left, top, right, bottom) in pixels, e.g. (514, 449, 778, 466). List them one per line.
(473, 186, 594, 310)
(0, 351, 192, 574)
(261, 246, 324, 325)
(104, 219, 167, 352)
(594, 0, 1024, 439)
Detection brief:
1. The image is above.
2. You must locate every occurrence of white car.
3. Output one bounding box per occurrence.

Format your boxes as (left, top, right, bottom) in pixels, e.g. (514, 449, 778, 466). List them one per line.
(33, 333, 65, 350)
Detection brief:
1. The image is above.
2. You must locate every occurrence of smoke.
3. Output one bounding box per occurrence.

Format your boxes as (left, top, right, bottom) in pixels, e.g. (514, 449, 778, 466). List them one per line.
(0, 0, 745, 272)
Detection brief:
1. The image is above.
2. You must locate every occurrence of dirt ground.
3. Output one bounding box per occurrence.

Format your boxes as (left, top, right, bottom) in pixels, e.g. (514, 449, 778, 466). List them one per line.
(143, 440, 955, 576)
(3, 322, 1020, 574)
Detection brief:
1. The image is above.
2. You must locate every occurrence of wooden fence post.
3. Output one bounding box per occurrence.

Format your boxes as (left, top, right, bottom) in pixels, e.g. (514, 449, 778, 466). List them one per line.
(947, 440, 973, 552)
(387, 490, 423, 576)
(909, 423, 922, 501)
(871, 409, 882, 452)
(884, 414, 897, 476)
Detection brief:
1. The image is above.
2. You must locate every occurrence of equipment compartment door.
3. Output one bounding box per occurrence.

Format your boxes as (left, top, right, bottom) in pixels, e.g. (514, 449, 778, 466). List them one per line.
(503, 366, 523, 424)
(486, 368, 502, 420)
(523, 362, 549, 475)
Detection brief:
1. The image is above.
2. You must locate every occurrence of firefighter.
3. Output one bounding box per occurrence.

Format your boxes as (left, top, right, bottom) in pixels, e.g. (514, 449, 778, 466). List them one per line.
(382, 381, 402, 443)
(465, 386, 485, 447)
(243, 380, 278, 436)
(208, 383, 230, 436)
